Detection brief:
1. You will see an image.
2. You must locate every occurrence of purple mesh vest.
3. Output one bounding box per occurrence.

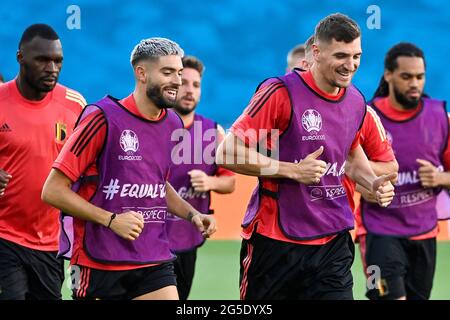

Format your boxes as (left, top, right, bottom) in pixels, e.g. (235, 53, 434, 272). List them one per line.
(362, 97, 448, 237)
(58, 95, 183, 264)
(165, 114, 218, 252)
(242, 71, 366, 240)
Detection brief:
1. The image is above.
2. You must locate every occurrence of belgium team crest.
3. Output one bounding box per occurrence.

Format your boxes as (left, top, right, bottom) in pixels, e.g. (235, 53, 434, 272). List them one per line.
(55, 122, 67, 143)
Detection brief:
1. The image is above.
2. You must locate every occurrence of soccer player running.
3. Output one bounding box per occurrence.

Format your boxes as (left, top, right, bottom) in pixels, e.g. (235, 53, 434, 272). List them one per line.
(300, 37, 398, 227)
(166, 55, 235, 300)
(217, 13, 397, 300)
(0, 24, 85, 300)
(42, 38, 216, 300)
(361, 43, 450, 300)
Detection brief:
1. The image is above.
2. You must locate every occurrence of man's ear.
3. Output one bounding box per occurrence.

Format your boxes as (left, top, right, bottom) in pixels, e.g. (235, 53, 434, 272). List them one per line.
(16, 50, 24, 64)
(384, 70, 392, 83)
(134, 64, 146, 83)
(312, 43, 320, 62)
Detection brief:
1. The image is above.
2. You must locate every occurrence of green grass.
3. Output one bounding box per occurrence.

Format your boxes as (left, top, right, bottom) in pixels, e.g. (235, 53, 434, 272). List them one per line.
(62, 240, 450, 300)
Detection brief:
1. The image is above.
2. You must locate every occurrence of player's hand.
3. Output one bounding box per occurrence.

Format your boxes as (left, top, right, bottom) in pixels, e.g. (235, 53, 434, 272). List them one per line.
(416, 159, 441, 188)
(0, 169, 12, 197)
(372, 173, 397, 207)
(191, 213, 217, 238)
(359, 187, 378, 203)
(293, 146, 327, 185)
(109, 211, 145, 241)
(188, 170, 212, 192)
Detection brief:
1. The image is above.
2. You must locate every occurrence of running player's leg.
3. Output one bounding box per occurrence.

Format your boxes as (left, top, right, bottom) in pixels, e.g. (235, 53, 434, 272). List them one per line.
(240, 233, 307, 300)
(0, 238, 28, 300)
(25, 250, 64, 300)
(173, 249, 197, 300)
(365, 234, 407, 300)
(71, 266, 126, 300)
(129, 262, 178, 300)
(405, 238, 436, 300)
(300, 232, 354, 300)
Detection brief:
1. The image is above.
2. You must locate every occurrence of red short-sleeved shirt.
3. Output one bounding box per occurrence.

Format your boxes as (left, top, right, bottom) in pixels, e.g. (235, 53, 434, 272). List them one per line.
(231, 70, 362, 245)
(0, 80, 84, 251)
(356, 97, 450, 240)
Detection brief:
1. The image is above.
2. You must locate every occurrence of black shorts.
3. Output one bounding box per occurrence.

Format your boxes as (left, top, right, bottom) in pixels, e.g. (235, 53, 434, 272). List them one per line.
(364, 233, 436, 300)
(240, 232, 354, 300)
(0, 237, 64, 300)
(173, 248, 198, 300)
(71, 262, 177, 300)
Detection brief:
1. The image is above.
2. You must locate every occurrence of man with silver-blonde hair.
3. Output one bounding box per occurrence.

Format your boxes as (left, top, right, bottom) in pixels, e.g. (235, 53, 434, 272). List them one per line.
(42, 37, 217, 300)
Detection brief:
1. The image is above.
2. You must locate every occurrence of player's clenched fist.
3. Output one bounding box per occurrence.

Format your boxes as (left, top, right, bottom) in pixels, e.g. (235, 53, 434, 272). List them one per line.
(191, 213, 217, 238)
(109, 211, 145, 241)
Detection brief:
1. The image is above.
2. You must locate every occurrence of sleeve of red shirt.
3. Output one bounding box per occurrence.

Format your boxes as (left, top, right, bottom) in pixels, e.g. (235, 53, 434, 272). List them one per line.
(359, 106, 395, 162)
(350, 130, 361, 150)
(230, 80, 291, 150)
(53, 110, 107, 182)
(442, 116, 450, 170)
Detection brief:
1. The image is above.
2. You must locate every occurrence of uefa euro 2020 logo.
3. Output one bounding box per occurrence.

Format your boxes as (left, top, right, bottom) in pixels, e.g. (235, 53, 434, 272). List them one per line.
(302, 109, 322, 133)
(120, 130, 139, 153)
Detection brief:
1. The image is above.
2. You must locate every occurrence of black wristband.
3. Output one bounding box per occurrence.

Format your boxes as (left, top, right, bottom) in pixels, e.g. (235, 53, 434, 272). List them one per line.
(107, 213, 117, 228)
(187, 211, 198, 223)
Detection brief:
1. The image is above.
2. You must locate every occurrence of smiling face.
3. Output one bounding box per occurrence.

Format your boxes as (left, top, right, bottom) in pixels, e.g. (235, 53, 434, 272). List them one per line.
(141, 55, 183, 109)
(385, 56, 425, 110)
(314, 37, 362, 89)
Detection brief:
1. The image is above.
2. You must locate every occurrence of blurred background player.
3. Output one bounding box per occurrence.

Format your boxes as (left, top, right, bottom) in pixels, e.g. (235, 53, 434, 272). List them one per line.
(302, 35, 315, 70)
(0, 24, 85, 300)
(218, 13, 396, 300)
(286, 35, 315, 72)
(361, 42, 450, 300)
(165, 55, 235, 300)
(0, 73, 4, 84)
(42, 38, 216, 300)
(286, 43, 305, 72)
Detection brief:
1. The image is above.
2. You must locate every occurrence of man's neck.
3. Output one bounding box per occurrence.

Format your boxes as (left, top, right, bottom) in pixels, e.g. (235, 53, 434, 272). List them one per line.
(310, 65, 340, 95)
(177, 111, 195, 127)
(15, 76, 47, 101)
(133, 88, 163, 120)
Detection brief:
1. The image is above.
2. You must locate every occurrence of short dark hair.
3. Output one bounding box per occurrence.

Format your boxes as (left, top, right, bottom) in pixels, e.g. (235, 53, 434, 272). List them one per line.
(19, 24, 59, 49)
(373, 42, 426, 98)
(182, 55, 205, 77)
(384, 42, 425, 72)
(314, 13, 361, 44)
(0, 73, 4, 83)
